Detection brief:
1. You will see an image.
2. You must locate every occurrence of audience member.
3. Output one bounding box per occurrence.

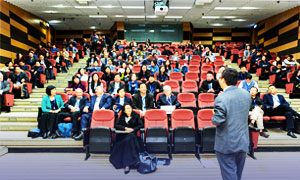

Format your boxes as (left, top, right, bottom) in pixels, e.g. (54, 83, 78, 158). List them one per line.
(132, 83, 154, 116)
(199, 71, 221, 94)
(238, 74, 259, 92)
(156, 85, 180, 109)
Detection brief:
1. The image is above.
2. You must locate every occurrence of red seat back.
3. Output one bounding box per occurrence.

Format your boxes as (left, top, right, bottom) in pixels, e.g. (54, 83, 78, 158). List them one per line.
(189, 60, 200, 66)
(192, 55, 201, 60)
(56, 92, 69, 103)
(177, 93, 196, 107)
(178, 59, 187, 66)
(164, 80, 180, 92)
(188, 65, 200, 73)
(169, 72, 183, 81)
(132, 65, 141, 73)
(201, 65, 213, 73)
(185, 72, 199, 81)
(182, 80, 198, 92)
(171, 109, 195, 129)
(197, 109, 216, 128)
(198, 93, 214, 107)
(144, 109, 168, 132)
(91, 110, 115, 128)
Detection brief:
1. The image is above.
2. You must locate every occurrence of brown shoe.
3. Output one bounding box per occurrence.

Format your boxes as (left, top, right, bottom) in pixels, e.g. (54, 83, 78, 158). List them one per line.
(260, 132, 270, 138)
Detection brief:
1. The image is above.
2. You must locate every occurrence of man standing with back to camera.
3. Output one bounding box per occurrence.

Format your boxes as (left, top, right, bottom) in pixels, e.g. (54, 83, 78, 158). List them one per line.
(212, 68, 252, 180)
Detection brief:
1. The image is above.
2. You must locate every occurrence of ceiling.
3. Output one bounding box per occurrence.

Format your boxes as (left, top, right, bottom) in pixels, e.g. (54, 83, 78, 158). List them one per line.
(5, 0, 300, 30)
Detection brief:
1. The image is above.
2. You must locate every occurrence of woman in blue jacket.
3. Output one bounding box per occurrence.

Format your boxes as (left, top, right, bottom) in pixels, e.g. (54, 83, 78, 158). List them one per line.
(40, 85, 64, 139)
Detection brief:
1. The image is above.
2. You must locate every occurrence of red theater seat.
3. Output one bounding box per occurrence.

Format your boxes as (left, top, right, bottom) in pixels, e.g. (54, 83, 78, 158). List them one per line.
(170, 72, 183, 81)
(198, 93, 214, 108)
(164, 80, 180, 93)
(182, 80, 198, 93)
(177, 93, 196, 107)
(197, 109, 216, 152)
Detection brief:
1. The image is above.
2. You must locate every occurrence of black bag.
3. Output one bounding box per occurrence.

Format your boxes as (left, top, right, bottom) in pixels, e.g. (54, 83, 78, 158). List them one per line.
(22, 83, 29, 99)
(137, 151, 157, 174)
(294, 116, 300, 134)
(27, 128, 40, 138)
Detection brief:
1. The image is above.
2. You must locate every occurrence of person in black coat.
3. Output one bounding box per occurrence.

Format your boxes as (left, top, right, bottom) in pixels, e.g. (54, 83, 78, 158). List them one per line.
(112, 88, 132, 115)
(156, 85, 180, 109)
(162, 46, 173, 56)
(19, 61, 30, 72)
(157, 66, 169, 83)
(271, 62, 288, 88)
(291, 69, 300, 95)
(107, 74, 125, 95)
(8, 66, 30, 98)
(57, 88, 89, 138)
(25, 52, 38, 66)
(102, 66, 115, 87)
(132, 83, 154, 116)
(238, 66, 250, 81)
(31, 61, 45, 88)
(137, 65, 151, 82)
(109, 103, 144, 174)
(199, 71, 221, 94)
(147, 75, 162, 99)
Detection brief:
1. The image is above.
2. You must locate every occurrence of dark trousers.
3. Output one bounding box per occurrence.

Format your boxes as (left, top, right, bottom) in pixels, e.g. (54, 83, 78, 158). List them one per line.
(80, 112, 92, 131)
(0, 94, 3, 111)
(40, 112, 60, 133)
(216, 151, 246, 180)
(264, 105, 297, 129)
(58, 111, 81, 132)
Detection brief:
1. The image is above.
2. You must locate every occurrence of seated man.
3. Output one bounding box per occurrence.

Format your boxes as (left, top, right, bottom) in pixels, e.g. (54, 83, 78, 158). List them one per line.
(31, 61, 44, 89)
(238, 74, 259, 92)
(112, 88, 132, 115)
(156, 85, 180, 109)
(0, 73, 10, 114)
(75, 86, 112, 140)
(132, 83, 154, 116)
(146, 75, 162, 99)
(199, 71, 221, 94)
(238, 66, 250, 81)
(8, 66, 29, 98)
(271, 62, 288, 88)
(19, 60, 30, 72)
(258, 55, 271, 80)
(107, 74, 125, 95)
(263, 85, 300, 138)
(58, 88, 89, 139)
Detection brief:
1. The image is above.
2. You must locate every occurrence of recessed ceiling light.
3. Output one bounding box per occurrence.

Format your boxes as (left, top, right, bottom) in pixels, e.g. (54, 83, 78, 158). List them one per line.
(90, 26, 96, 29)
(215, 7, 237, 10)
(169, 6, 192, 10)
(232, 19, 247, 22)
(127, 15, 145, 18)
(202, 16, 220, 19)
(240, 7, 260, 10)
(223, 16, 237, 19)
(211, 23, 223, 26)
(122, 6, 144, 9)
(147, 15, 158, 18)
(43, 11, 58, 13)
(49, 20, 62, 24)
(99, 5, 119, 8)
(165, 16, 183, 18)
(114, 15, 125, 18)
(74, 6, 97, 9)
(52, 4, 69, 8)
(89, 15, 108, 18)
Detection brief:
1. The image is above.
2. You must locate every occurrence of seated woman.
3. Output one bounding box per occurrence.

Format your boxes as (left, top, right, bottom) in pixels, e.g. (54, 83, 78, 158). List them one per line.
(88, 73, 103, 96)
(14, 53, 25, 65)
(102, 66, 114, 87)
(127, 73, 139, 94)
(249, 87, 269, 138)
(118, 62, 127, 75)
(164, 60, 173, 76)
(1, 61, 15, 72)
(87, 53, 99, 67)
(157, 66, 169, 83)
(40, 85, 64, 139)
(203, 57, 214, 68)
(109, 103, 144, 174)
(137, 65, 150, 82)
(147, 74, 162, 98)
(65, 75, 86, 95)
(205, 51, 216, 63)
(112, 88, 132, 116)
(122, 67, 132, 84)
(174, 62, 188, 77)
(77, 68, 89, 82)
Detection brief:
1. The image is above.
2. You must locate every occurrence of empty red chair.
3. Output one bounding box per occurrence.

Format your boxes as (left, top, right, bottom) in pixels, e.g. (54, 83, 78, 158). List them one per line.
(177, 93, 196, 107)
(197, 109, 215, 128)
(24, 71, 32, 94)
(192, 55, 201, 60)
(185, 72, 199, 82)
(164, 80, 180, 93)
(230, 49, 239, 63)
(189, 60, 200, 66)
(197, 109, 216, 152)
(182, 80, 198, 93)
(198, 93, 214, 108)
(215, 56, 223, 61)
(132, 65, 141, 73)
(200, 72, 208, 81)
(178, 59, 187, 66)
(286, 72, 294, 94)
(171, 109, 196, 153)
(143, 109, 170, 153)
(170, 72, 183, 81)
(84, 109, 115, 160)
(214, 60, 224, 66)
(201, 65, 213, 73)
(56, 92, 69, 103)
(188, 65, 200, 73)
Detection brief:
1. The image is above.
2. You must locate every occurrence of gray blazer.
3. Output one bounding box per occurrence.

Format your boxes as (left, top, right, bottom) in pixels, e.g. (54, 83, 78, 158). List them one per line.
(0, 81, 10, 93)
(212, 86, 252, 154)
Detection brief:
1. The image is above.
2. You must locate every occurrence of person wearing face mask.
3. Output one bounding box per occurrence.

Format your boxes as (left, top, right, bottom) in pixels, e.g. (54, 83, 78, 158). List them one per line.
(199, 71, 221, 94)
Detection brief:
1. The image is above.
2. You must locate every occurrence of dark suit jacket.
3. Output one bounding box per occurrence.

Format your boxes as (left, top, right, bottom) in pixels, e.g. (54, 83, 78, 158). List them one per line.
(112, 96, 132, 107)
(263, 93, 289, 110)
(162, 50, 173, 56)
(238, 72, 250, 81)
(132, 93, 154, 110)
(156, 94, 180, 108)
(107, 82, 125, 94)
(250, 96, 263, 111)
(137, 71, 151, 80)
(115, 111, 143, 132)
(85, 94, 112, 112)
(199, 80, 221, 94)
(25, 56, 37, 66)
(20, 65, 30, 72)
(9, 72, 29, 83)
(64, 96, 89, 113)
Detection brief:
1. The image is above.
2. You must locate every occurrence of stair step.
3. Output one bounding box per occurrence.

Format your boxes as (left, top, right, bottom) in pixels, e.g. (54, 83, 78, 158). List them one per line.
(0, 122, 37, 131)
(11, 106, 39, 112)
(32, 88, 65, 93)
